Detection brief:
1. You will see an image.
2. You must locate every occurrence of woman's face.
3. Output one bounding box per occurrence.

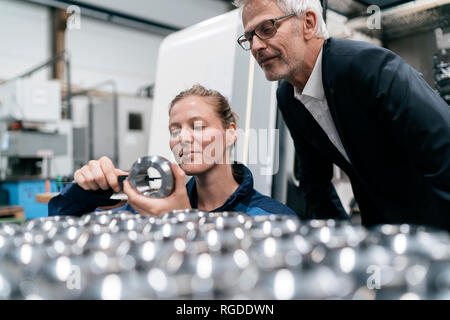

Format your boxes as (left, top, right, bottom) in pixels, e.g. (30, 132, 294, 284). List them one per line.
(169, 95, 236, 175)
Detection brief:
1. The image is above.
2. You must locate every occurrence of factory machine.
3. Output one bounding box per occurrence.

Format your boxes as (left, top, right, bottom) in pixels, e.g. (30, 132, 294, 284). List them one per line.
(0, 78, 70, 218)
(434, 28, 450, 105)
(149, 9, 279, 198)
(71, 90, 153, 171)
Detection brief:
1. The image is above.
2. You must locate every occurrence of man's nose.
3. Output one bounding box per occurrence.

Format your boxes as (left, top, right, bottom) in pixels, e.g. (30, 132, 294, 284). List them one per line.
(251, 35, 267, 54)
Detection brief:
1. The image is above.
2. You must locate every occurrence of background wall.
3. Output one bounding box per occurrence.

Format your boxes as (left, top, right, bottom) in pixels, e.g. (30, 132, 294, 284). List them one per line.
(65, 17, 164, 94)
(386, 29, 443, 87)
(75, 0, 232, 29)
(0, 0, 51, 81)
(0, 0, 231, 94)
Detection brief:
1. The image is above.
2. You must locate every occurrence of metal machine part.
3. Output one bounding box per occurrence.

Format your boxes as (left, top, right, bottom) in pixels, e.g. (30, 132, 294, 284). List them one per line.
(1, 211, 450, 300)
(127, 155, 174, 198)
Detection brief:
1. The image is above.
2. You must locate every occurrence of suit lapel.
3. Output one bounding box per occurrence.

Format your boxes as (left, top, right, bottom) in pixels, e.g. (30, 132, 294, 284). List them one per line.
(322, 38, 354, 172)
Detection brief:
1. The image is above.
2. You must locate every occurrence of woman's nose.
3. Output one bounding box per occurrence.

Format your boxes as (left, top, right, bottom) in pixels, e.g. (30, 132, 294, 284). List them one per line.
(180, 128, 193, 143)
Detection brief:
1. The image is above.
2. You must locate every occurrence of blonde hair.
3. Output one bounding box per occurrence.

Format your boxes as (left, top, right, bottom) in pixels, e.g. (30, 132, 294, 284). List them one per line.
(169, 84, 239, 129)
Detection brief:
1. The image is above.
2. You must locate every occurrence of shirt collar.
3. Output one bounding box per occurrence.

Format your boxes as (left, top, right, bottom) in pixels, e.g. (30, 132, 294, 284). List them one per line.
(294, 48, 325, 102)
(185, 162, 254, 211)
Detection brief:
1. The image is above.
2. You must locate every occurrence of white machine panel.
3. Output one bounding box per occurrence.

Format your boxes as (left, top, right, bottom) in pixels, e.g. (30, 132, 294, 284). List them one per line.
(0, 78, 61, 122)
(149, 9, 279, 196)
(118, 95, 152, 170)
(149, 10, 238, 161)
(70, 93, 152, 171)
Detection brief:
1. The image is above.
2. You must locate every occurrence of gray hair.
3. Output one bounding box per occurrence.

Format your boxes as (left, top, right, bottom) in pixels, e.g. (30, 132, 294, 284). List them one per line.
(233, 0, 329, 39)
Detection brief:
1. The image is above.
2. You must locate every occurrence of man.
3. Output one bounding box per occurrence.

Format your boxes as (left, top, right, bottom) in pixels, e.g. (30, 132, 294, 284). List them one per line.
(234, 0, 450, 231)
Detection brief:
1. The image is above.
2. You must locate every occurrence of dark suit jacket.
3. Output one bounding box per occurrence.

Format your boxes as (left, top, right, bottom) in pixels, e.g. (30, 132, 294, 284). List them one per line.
(277, 37, 450, 231)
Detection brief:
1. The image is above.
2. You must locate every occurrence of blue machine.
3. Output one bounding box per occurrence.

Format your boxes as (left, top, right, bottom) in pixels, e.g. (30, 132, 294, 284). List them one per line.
(1, 180, 57, 219)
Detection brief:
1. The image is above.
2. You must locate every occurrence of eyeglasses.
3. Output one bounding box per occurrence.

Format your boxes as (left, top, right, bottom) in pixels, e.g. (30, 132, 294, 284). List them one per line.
(237, 13, 295, 51)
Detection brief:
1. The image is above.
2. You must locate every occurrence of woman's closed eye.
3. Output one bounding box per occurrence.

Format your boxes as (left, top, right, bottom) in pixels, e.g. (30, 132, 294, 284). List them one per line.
(193, 125, 205, 131)
(170, 129, 181, 138)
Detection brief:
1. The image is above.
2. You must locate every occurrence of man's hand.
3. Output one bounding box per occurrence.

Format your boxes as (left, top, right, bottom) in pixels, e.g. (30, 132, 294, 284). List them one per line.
(74, 156, 128, 192)
(123, 162, 191, 216)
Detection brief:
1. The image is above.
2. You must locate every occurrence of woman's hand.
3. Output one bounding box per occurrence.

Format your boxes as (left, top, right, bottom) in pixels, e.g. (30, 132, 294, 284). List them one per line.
(74, 156, 128, 192)
(123, 162, 191, 216)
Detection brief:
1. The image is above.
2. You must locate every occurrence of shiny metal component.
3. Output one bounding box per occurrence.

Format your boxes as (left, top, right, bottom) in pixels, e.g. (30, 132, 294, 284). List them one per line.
(114, 216, 146, 232)
(427, 261, 450, 294)
(0, 223, 21, 236)
(23, 255, 81, 300)
(251, 216, 299, 238)
(0, 232, 15, 259)
(162, 209, 210, 223)
(213, 211, 251, 219)
(249, 235, 307, 271)
(150, 251, 196, 297)
(1, 242, 49, 281)
(180, 210, 210, 222)
(250, 214, 301, 240)
(1, 215, 450, 300)
(200, 212, 252, 233)
(144, 268, 178, 299)
(192, 251, 256, 298)
(81, 212, 115, 226)
(145, 220, 196, 241)
(84, 231, 129, 255)
(187, 228, 252, 254)
(51, 225, 85, 244)
(0, 272, 12, 299)
(128, 240, 174, 270)
(110, 210, 136, 220)
(250, 220, 274, 240)
(367, 224, 450, 260)
(79, 271, 142, 300)
(128, 155, 174, 198)
(250, 266, 355, 299)
(303, 224, 368, 249)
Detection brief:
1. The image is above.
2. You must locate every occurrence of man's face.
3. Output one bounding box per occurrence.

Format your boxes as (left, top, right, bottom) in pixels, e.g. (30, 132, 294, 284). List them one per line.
(242, 0, 306, 81)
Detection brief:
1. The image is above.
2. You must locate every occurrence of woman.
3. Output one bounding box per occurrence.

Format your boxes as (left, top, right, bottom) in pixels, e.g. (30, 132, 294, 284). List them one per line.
(49, 84, 295, 216)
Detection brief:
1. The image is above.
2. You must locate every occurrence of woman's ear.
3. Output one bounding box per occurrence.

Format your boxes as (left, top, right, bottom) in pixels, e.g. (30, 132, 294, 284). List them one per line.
(225, 123, 237, 148)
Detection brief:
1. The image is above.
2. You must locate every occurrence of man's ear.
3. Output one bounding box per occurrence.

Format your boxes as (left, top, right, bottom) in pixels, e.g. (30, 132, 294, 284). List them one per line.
(303, 10, 318, 41)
